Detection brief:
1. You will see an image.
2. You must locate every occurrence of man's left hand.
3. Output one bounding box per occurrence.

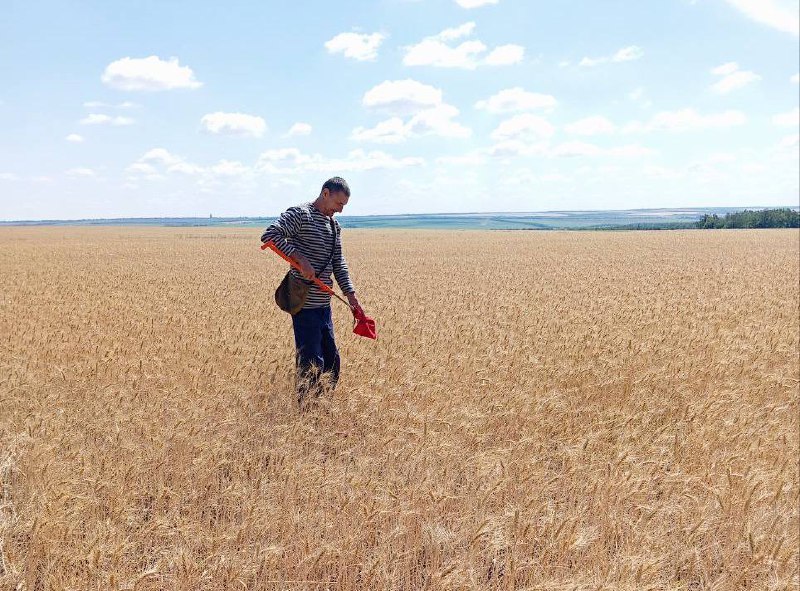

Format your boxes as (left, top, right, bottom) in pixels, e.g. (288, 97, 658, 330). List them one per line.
(347, 293, 364, 316)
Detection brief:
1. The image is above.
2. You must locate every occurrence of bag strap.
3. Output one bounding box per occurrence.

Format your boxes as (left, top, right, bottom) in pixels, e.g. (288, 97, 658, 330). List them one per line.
(311, 216, 338, 277)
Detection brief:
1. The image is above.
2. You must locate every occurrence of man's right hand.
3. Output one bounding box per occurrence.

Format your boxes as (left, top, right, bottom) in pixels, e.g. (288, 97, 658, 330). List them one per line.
(293, 254, 316, 280)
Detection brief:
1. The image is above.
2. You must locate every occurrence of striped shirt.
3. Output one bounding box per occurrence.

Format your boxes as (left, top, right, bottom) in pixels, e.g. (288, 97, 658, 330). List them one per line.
(261, 202, 355, 309)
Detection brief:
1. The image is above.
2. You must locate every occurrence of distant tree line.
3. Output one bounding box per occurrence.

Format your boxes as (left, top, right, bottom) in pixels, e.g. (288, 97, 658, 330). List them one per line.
(580, 222, 698, 231)
(696, 208, 799, 229)
(576, 208, 799, 231)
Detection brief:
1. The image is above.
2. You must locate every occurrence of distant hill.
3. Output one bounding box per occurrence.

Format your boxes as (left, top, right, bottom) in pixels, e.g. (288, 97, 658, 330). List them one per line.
(2, 206, 798, 230)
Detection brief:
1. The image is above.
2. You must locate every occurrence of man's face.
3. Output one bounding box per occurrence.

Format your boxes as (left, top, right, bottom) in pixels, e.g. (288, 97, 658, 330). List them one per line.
(322, 189, 349, 216)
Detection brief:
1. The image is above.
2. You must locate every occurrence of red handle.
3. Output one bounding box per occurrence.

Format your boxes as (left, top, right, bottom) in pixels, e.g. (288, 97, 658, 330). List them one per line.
(261, 241, 352, 307)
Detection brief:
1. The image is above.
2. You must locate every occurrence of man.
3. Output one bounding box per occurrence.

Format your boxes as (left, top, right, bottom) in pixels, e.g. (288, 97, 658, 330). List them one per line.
(261, 177, 363, 408)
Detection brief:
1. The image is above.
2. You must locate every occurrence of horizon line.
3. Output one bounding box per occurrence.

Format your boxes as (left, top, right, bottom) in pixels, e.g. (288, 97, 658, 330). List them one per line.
(2, 204, 797, 225)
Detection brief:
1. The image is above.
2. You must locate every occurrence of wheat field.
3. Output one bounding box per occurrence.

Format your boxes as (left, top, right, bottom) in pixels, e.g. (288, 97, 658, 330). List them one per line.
(0, 227, 797, 590)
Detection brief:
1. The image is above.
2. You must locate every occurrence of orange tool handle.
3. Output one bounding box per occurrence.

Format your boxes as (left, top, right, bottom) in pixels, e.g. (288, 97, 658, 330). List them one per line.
(261, 241, 350, 307)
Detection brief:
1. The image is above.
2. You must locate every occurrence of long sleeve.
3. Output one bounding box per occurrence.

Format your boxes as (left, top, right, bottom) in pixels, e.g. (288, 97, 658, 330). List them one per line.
(332, 222, 356, 295)
(260, 207, 304, 257)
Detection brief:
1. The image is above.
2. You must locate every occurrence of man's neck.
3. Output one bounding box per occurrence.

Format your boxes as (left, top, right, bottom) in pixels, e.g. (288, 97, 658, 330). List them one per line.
(312, 197, 328, 216)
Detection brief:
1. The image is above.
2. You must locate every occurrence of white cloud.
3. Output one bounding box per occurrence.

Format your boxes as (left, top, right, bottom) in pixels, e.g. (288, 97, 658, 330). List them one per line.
(435, 22, 476, 41)
(403, 23, 524, 68)
(613, 46, 644, 62)
(722, 0, 799, 35)
(132, 149, 253, 179)
(404, 38, 487, 69)
(491, 114, 555, 141)
(710, 62, 760, 93)
(565, 116, 616, 135)
(484, 45, 525, 66)
(352, 104, 471, 143)
(126, 162, 159, 175)
(711, 62, 739, 76)
(312, 149, 425, 172)
(362, 79, 442, 113)
(167, 161, 204, 175)
(80, 114, 110, 125)
(475, 88, 557, 113)
(102, 56, 202, 91)
(210, 160, 249, 176)
(125, 162, 164, 181)
(260, 149, 304, 163)
(65, 133, 85, 143)
(257, 147, 424, 173)
(200, 112, 267, 138)
(287, 122, 312, 136)
(406, 104, 471, 138)
(772, 107, 800, 126)
(580, 45, 644, 67)
(351, 117, 408, 143)
(140, 148, 184, 166)
(624, 108, 747, 132)
(66, 167, 96, 177)
(257, 148, 312, 172)
(792, 73, 800, 84)
(79, 113, 134, 126)
(712, 71, 760, 93)
(454, 0, 499, 7)
(0, 173, 19, 181)
(324, 32, 385, 61)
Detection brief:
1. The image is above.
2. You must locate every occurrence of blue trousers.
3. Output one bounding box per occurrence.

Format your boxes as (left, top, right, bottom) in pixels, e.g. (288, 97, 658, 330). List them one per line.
(291, 306, 340, 401)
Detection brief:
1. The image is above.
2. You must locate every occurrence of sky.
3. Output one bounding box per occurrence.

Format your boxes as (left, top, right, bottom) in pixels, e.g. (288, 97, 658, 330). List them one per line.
(1, 0, 798, 219)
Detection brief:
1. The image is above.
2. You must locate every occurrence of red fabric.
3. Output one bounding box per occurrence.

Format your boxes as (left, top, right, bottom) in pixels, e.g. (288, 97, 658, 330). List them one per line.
(352, 308, 377, 340)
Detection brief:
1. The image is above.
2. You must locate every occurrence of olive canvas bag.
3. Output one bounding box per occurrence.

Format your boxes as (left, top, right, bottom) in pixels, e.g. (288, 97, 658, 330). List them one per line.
(274, 216, 337, 315)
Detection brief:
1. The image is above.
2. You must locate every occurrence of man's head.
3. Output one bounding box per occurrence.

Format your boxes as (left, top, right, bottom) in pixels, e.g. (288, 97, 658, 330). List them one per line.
(315, 176, 350, 216)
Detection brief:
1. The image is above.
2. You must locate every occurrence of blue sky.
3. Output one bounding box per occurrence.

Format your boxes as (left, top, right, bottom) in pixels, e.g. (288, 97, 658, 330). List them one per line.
(1, 0, 798, 219)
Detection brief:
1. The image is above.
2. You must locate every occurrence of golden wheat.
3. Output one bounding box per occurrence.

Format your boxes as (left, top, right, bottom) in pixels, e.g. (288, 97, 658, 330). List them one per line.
(0, 227, 797, 590)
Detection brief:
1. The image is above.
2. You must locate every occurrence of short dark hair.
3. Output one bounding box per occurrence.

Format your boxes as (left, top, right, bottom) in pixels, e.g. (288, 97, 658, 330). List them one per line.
(321, 176, 350, 197)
